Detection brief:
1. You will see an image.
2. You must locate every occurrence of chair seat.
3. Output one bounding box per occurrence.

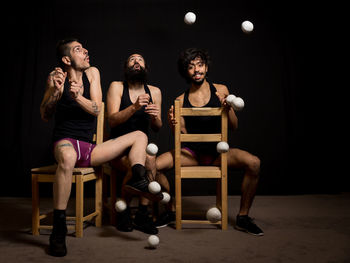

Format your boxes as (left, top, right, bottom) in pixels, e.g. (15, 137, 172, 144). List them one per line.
(31, 165, 95, 175)
(181, 166, 222, 178)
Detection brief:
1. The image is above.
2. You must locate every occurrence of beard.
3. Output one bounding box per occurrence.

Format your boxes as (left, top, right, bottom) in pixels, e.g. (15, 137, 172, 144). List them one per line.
(124, 64, 147, 84)
(190, 72, 205, 85)
(71, 59, 90, 71)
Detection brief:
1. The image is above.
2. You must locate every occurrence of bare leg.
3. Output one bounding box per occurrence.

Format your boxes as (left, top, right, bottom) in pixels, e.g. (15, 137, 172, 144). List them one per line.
(213, 148, 261, 215)
(90, 130, 147, 166)
(53, 140, 77, 210)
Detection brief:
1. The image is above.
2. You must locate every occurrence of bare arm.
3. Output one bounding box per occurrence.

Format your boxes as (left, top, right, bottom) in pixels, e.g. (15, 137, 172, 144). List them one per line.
(107, 81, 150, 128)
(214, 83, 238, 131)
(40, 67, 66, 122)
(71, 67, 102, 116)
(168, 94, 187, 135)
(145, 86, 162, 132)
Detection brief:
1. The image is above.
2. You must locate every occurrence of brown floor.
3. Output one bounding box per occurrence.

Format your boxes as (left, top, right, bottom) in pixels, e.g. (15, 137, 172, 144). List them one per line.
(1, 194, 350, 263)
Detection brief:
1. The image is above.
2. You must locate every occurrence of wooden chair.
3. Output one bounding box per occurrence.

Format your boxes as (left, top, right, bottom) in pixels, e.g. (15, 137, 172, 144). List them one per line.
(31, 102, 105, 238)
(174, 99, 228, 230)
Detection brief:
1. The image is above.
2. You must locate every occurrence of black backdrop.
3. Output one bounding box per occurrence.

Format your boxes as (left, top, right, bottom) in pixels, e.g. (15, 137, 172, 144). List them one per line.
(3, 0, 344, 197)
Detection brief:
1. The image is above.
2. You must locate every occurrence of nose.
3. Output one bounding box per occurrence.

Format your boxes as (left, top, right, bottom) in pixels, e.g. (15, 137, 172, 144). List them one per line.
(83, 48, 88, 55)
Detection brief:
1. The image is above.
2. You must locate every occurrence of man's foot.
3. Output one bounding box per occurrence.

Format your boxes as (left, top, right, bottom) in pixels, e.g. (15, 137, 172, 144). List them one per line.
(234, 215, 264, 236)
(133, 210, 158, 235)
(154, 211, 175, 228)
(116, 208, 133, 232)
(49, 210, 67, 257)
(49, 232, 67, 257)
(124, 176, 163, 202)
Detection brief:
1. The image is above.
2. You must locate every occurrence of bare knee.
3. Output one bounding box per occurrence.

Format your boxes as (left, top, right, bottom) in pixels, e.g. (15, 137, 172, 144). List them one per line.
(134, 130, 148, 143)
(57, 150, 76, 173)
(247, 155, 260, 176)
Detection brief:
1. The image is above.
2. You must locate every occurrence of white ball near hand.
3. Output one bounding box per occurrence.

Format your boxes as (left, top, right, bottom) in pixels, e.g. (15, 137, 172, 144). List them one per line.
(146, 143, 158, 156)
(241, 20, 254, 33)
(147, 235, 160, 248)
(225, 94, 236, 107)
(206, 207, 222, 223)
(184, 12, 196, 25)
(160, 192, 171, 204)
(115, 199, 127, 212)
(148, 181, 161, 194)
(232, 97, 245, 111)
(216, 141, 229, 153)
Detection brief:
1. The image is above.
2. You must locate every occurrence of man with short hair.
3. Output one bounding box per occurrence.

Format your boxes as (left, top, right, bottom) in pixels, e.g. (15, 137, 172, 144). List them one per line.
(40, 39, 157, 257)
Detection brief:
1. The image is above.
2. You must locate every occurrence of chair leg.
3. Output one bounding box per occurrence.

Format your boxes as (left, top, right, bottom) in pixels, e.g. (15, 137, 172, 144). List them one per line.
(95, 169, 102, 227)
(32, 174, 40, 235)
(75, 175, 84, 237)
(110, 169, 117, 225)
(175, 175, 182, 230)
(221, 176, 228, 230)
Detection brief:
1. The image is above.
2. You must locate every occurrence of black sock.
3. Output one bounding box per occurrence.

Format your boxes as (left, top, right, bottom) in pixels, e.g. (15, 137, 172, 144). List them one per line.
(131, 164, 146, 179)
(52, 209, 67, 235)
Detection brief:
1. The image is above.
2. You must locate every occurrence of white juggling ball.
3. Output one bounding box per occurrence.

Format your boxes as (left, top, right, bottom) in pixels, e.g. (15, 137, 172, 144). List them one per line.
(115, 199, 127, 212)
(232, 97, 245, 111)
(226, 94, 236, 107)
(241, 20, 254, 33)
(160, 192, 171, 204)
(206, 207, 222, 223)
(146, 143, 158, 156)
(148, 181, 161, 194)
(147, 235, 160, 248)
(216, 141, 229, 153)
(184, 12, 196, 25)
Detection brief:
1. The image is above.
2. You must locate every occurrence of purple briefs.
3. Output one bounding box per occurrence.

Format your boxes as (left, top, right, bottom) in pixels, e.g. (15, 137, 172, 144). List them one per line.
(53, 138, 96, 167)
(182, 147, 218, 165)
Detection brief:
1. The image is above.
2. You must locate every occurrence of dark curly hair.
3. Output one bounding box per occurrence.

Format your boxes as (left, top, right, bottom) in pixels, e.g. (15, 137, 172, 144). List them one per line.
(177, 48, 210, 83)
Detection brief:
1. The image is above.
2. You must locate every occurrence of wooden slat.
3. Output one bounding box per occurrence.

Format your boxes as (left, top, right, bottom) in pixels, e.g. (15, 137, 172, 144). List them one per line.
(180, 133, 222, 142)
(181, 220, 221, 225)
(181, 166, 221, 178)
(181, 107, 222, 116)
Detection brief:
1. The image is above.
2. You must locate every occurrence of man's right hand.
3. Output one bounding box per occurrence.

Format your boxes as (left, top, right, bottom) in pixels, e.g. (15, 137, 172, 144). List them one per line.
(134, 94, 150, 110)
(49, 67, 67, 93)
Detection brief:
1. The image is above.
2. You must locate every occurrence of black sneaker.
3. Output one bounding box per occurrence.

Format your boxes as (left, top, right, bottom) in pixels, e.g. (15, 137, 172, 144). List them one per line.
(234, 215, 264, 236)
(133, 210, 158, 235)
(49, 224, 67, 257)
(116, 208, 133, 232)
(154, 211, 175, 228)
(124, 176, 163, 202)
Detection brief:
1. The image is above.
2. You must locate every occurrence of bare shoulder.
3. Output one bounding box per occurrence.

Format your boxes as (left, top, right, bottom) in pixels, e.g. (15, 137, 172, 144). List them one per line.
(108, 81, 124, 95)
(213, 83, 229, 95)
(85, 66, 100, 78)
(148, 84, 162, 96)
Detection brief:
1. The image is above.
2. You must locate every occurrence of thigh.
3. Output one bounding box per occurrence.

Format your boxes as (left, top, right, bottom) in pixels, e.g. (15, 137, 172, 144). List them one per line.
(54, 139, 77, 167)
(156, 149, 199, 171)
(212, 148, 254, 169)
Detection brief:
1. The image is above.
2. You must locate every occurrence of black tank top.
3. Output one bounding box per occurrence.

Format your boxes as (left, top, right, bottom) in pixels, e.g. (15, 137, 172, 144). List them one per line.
(53, 72, 96, 143)
(182, 82, 221, 154)
(110, 82, 153, 139)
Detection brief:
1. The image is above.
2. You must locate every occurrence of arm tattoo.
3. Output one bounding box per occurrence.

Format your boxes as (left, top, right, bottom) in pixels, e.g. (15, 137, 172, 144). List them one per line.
(42, 93, 60, 119)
